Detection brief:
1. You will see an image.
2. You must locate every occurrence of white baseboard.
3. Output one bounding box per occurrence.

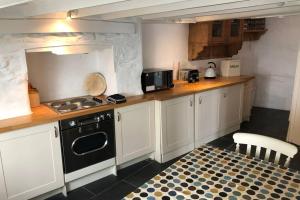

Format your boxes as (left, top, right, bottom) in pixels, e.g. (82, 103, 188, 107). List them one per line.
(32, 187, 64, 200)
(218, 124, 241, 136)
(65, 158, 116, 183)
(161, 143, 194, 163)
(117, 153, 154, 170)
(66, 165, 117, 191)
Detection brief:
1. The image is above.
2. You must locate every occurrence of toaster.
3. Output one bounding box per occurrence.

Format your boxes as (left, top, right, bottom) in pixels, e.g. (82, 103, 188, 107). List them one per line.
(179, 69, 199, 83)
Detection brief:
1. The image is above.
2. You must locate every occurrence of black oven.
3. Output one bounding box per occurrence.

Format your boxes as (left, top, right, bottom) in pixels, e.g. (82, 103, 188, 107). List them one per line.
(59, 110, 115, 174)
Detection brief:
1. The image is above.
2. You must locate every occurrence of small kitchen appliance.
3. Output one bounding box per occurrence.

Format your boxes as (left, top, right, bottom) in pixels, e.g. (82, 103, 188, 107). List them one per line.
(179, 69, 200, 83)
(141, 68, 174, 93)
(46, 96, 108, 114)
(221, 59, 241, 77)
(205, 62, 217, 79)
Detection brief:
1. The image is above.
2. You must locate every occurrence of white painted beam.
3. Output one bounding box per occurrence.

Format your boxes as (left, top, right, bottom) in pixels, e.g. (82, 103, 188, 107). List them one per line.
(0, 0, 31, 9)
(88, 0, 249, 20)
(0, 19, 135, 34)
(194, 5, 300, 21)
(73, 0, 189, 18)
(0, 0, 128, 18)
(141, 0, 296, 20)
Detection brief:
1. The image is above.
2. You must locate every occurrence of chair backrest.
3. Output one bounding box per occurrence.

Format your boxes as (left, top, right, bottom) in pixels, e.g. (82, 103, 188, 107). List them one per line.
(233, 132, 298, 167)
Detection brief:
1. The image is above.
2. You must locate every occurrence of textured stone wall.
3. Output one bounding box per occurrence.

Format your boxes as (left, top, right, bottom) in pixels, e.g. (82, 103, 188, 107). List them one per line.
(0, 31, 143, 119)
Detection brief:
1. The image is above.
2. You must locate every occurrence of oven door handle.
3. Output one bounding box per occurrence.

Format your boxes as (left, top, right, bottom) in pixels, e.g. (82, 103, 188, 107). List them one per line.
(71, 132, 108, 156)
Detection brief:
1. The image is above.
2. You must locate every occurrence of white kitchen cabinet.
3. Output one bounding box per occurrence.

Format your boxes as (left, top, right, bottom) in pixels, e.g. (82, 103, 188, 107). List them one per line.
(195, 90, 220, 148)
(243, 80, 255, 121)
(161, 95, 194, 161)
(115, 101, 155, 165)
(0, 123, 64, 200)
(219, 84, 244, 133)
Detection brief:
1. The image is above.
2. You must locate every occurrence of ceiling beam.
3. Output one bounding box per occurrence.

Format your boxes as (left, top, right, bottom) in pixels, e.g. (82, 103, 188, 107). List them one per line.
(0, 0, 128, 18)
(0, 0, 31, 9)
(194, 5, 300, 21)
(85, 0, 248, 20)
(141, 0, 296, 20)
(0, 19, 135, 34)
(73, 0, 189, 18)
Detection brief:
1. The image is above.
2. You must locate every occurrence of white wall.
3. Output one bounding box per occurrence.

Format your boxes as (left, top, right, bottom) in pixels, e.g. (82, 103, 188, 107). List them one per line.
(143, 16, 300, 110)
(27, 48, 117, 102)
(0, 22, 143, 119)
(142, 23, 226, 79)
(142, 23, 189, 78)
(235, 15, 300, 110)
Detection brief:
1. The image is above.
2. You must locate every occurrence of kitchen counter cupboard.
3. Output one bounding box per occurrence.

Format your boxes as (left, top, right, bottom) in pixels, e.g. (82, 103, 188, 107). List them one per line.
(0, 123, 64, 200)
(156, 84, 244, 163)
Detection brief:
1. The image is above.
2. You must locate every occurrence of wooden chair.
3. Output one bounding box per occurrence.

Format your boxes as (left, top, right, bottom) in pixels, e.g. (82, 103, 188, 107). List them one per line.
(233, 132, 298, 167)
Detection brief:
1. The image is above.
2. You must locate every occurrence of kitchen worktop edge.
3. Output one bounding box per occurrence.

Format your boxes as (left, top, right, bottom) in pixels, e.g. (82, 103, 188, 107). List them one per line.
(0, 76, 254, 134)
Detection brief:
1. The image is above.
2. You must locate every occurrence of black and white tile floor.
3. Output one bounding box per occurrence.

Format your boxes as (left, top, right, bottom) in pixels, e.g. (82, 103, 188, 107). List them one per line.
(47, 107, 300, 200)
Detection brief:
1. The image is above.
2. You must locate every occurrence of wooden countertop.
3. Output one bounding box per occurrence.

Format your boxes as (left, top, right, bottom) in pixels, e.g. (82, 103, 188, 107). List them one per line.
(0, 76, 254, 134)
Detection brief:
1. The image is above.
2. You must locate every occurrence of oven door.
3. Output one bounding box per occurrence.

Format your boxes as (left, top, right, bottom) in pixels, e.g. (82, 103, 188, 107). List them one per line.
(60, 122, 115, 174)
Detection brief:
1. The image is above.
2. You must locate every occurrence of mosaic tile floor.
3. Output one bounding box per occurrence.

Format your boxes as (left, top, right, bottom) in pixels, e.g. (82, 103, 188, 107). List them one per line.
(124, 145, 300, 200)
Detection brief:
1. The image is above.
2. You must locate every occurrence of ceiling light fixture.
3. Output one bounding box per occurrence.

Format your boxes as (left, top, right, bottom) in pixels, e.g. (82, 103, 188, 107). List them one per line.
(66, 10, 73, 20)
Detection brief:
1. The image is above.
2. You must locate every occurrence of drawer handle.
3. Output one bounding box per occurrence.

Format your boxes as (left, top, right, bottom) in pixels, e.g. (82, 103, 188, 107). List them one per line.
(199, 97, 202, 104)
(223, 93, 227, 98)
(190, 99, 193, 107)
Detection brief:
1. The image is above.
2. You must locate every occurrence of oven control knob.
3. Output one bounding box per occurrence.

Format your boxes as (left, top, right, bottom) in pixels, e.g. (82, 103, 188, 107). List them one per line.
(100, 114, 105, 121)
(69, 121, 76, 127)
(106, 113, 112, 119)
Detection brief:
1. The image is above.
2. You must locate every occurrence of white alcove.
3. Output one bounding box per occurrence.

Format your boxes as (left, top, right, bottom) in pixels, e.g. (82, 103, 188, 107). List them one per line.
(26, 44, 117, 102)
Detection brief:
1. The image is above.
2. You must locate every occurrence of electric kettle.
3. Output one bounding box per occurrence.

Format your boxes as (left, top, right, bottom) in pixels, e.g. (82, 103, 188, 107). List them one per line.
(205, 62, 217, 79)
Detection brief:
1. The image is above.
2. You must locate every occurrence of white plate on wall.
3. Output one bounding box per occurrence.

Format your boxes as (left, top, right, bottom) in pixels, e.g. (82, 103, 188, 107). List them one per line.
(84, 73, 107, 96)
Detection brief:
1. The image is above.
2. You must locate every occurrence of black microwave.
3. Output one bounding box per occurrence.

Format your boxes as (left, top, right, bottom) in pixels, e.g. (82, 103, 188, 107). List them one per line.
(141, 68, 174, 93)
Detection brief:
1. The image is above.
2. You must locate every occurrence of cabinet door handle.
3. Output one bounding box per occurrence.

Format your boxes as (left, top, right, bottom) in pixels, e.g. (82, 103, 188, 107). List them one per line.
(190, 99, 193, 107)
(54, 126, 59, 138)
(223, 93, 227, 98)
(117, 112, 121, 122)
(199, 97, 202, 104)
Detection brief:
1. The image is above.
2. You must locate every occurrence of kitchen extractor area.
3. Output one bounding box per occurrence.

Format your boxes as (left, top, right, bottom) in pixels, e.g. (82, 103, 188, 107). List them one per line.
(0, 1, 300, 200)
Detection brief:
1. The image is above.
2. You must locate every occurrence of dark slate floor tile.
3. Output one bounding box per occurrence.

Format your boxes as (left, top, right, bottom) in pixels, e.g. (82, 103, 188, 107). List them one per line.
(124, 161, 162, 187)
(117, 159, 152, 179)
(91, 181, 136, 200)
(84, 175, 120, 196)
(46, 188, 94, 200)
(46, 193, 66, 200)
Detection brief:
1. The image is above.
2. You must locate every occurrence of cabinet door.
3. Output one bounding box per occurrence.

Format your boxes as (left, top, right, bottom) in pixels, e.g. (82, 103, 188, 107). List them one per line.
(226, 19, 243, 43)
(209, 21, 226, 44)
(195, 90, 220, 147)
(115, 101, 155, 165)
(161, 95, 194, 154)
(0, 123, 64, 200)
(219, 85, 243, 132)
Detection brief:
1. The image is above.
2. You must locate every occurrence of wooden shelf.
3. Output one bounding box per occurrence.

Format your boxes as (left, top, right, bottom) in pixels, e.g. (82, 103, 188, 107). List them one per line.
(244, 29, 267, 33)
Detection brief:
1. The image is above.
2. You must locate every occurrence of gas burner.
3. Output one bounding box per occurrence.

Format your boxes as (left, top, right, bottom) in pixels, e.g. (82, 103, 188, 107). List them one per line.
(82, 101, 97, 108)
(70, 98, 87, 105)
(58, 104, 78, 112)
(51, 101, 67, 108)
